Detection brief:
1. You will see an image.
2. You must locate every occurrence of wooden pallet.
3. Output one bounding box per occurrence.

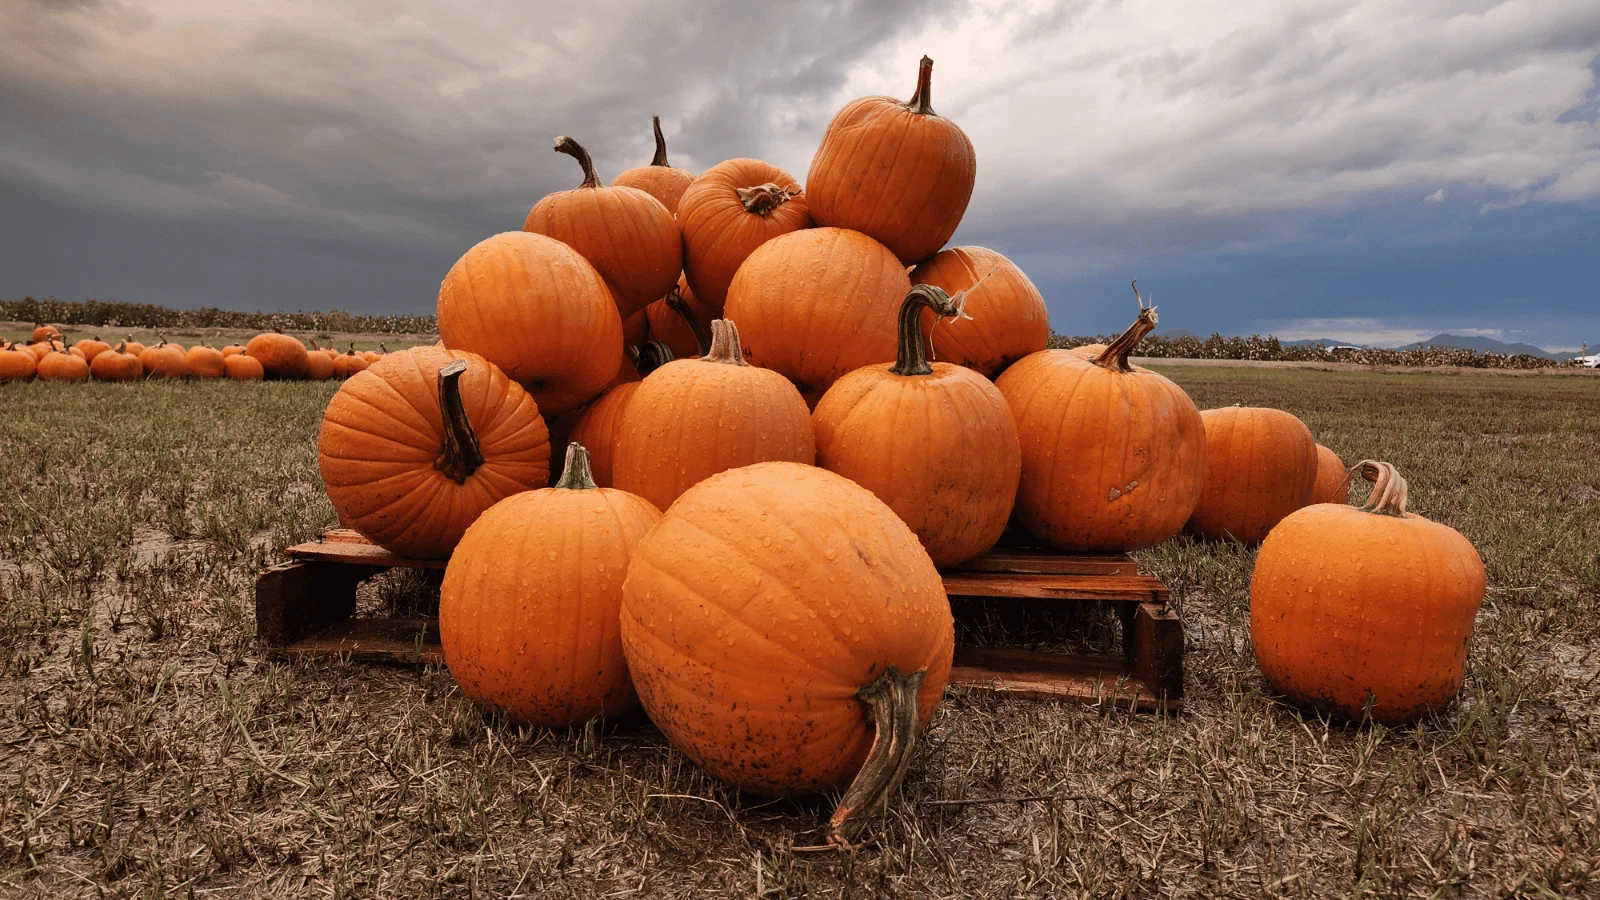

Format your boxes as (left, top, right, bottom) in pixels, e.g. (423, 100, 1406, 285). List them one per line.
(257, 529, 1182, 712)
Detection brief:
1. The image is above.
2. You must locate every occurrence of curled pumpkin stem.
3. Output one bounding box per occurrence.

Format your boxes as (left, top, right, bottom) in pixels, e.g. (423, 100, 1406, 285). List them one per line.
(904, 55, 936, 116)
(735, 183, 796, 215)
(665, 288, 712, 355)
(434, 359, 484, 484)
(1093, 283, 1160, 374)
(1353, 460, 1409, 516)
(554, 135, 602, 189)
(634, 339, 676, 375)
(650, 115, 670, 167)
(828, 667, 926, 850)
(890, 285, 963, 377)
(554, 442, 599, 490)
(704, 319, 750, 366)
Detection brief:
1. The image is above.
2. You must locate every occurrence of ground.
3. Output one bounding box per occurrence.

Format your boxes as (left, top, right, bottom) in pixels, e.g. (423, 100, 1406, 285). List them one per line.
(0, 361, 1596, 898)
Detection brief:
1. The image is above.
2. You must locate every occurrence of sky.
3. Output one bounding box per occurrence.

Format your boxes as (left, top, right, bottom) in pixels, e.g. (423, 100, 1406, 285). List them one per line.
(2, 0, 1597, 349)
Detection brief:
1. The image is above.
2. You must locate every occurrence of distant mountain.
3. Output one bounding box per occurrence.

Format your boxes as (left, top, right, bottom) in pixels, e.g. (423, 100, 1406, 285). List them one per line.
(1282, 338, 1365, 348)
(1398, 334, 1558, 359)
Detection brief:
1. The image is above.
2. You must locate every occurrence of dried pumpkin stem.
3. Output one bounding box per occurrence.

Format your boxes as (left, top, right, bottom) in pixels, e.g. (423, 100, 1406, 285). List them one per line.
(890, 285, 962, 376)
(434, 359, 484, 484)
(1094, 282, 1160, 373)
(1353, 460, 1408, 517)
(554, 443, 599, 490)
(704, 319, 750, 366)
(904, 55, 935, 116)
(554, 135, 601, 189)
(650, 115, 670, 167)
(634, 339, 676, 375)
(735, 183, 795, 216)
(828, 667, 927, 849)
(665, 288, 711, 355)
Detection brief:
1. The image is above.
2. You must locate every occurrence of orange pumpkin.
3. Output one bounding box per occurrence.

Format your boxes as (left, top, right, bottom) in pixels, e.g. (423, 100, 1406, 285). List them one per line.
(139, 342, 189, 379)
(614, 320, 814, 511)
(522, 136, 681, 319)
(184, 342, 226, 379)
(245, 333, 310, 380)
(122, 338, 147, 357)
(677, 157, 812, 317)
(318, 347, 551, 558)
(90, 342, 143, 382)
(723, 227, 910, 407)
(813, 285, 1020, 566)
(73, 337, 112, 365)
(0, 342, 38, 382)
(565, 342, 676, 488)
(221, 344, 245, 358)
(910, 246, 1048, 378)
(610, 116, 695, 214)
(1251, 461, 1485, 723)
(996, 290, 1208, 551)
(36, 349, 90, 383)
(437, 231, 622, 416)
(806, 56, 975, 265)
(308, 339, 340, 360)
(305, 348, 335, 380)
(223, 353, 264, 381)
(1310, 444, 1349, 505)
(31, 325, 62, 344)
(26, 339, 62, 361)
(332, 348, 369, 378)
(643, 278, 708, 361)
(620, 461, 954, 845)
(622, 309, 647, 351)
(441, 443, 661, 725)
(1188, 406, 1318, 543)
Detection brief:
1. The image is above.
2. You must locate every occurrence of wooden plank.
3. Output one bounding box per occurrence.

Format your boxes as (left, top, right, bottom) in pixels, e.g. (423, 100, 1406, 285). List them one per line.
(285, 531, 447, 570)
(1127, 602, 1184, 702)
(949, 646, 1179, 713)
(255, 561, 364, 646)
(942, 572, 1168, 603)
(947, 549, 1136, 576)
(272, 618, 443, 666)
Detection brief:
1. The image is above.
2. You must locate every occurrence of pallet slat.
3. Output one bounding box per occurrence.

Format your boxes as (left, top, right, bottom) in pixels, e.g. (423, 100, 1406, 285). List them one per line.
(950, 646, 1178, 712)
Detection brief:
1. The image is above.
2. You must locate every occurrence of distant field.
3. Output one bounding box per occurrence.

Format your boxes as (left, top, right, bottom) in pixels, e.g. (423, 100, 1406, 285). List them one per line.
(1, 321, 437, 355)
(0, 366, 1595, 897)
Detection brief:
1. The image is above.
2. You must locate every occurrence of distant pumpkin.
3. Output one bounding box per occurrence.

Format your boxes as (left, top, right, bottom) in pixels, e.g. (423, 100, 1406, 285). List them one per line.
(1310, 444, 1349, 505)
(245, 333, 310, 380)
(90, 342, 143, 382)
(223, 353, 265, 381)
(37, 349, 90, 383)
(0, 342, 38, 382)
(185, 342, 226, 379)
(139, 342, 189, 379)
(73, 337, 112, 365)
(609, 116, 696, 214)
(1188, 406, 1318, 543)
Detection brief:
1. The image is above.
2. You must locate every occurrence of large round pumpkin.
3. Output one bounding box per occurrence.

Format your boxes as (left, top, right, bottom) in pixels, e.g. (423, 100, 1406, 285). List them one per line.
(122, 338, 147, 358)
(677, 158, 812, 317)
(910, 246, 1048, 378)
(223, 354, 264, 381)
(1251, 460, 1485, 723)
(806, 56, 975, 265)
(1310, 444, 1349, 505)
(139, 342, 189, 379)
(997, 293, 1207, 551)
(37, 350, 90, 383)
(723, 227, 910, 407)
(1, 342, 38, 382)
(813, 285, 1020, 566)
(332, 348, 369, 379)
(621, 462, 952, 843)
(522, 136, 681, 319)
(441, 443, 661, 725)
(31, 325, 61, 344)
(613, 320, 814, 511)
(185, 343, 226, 380)
(90, 342, 142, 382)
(564, 342, 675, 488)
(318, 347, 551, 558)
(437, 231, 622, 416)
(73, 337, 112, 365)
(610, 116, 695, 215)
(245, 333, 310, 380)
(1188, 406, 1318, 543)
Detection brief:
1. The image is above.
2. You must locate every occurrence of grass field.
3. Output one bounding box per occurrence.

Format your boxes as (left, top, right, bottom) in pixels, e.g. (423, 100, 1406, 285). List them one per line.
(1, 364, 1597, 898)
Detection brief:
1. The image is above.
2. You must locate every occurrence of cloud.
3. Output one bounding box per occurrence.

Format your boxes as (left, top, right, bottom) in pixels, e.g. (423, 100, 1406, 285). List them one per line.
(1425, 188, 1447, 203)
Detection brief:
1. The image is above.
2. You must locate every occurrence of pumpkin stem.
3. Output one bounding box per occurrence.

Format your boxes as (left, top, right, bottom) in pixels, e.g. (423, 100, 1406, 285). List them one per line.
(433, 359, 484, 484)
(904, 55, 936, 116)
(665, 287, 711, 355)
(736, 183, 796, 216)
(379, 342, 388, 354)
(553, 442, 599, 490)
(704, 319, 750, 366)
(828, 667, 926, 849)
(890, 285, 962, 376)
(554, 135, 602, 189)
(650, 115, 670, 167)
(113, 341, 126, 353)
(1093, 281, 1160, 373)
(1353, 460, 1408, 517)
(634, 340, 676, 376)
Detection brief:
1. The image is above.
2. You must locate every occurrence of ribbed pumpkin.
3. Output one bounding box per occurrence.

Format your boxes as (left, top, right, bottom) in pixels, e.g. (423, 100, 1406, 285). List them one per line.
(1251, 461, 1486, 723)
(245, 333, 310, 380)
(139, 342, 189, 379)
(522, 136, 681, 319)
(318, 347, 552, 558)
(678, 157, 812, 317)
(90, 342, 142, 382)
(27, 339, 62, 361)
(332, 348, 369, 378)
(122, 338, 147, 357)
(32, 325, 62, 344)
(620, 462, 954, 846)
(643, 278, 708, 361)
(185, 343, 226, 379)
(813, 285, 1020, 566)
(223, 354, 264, 381)
(0, 342, 38, 382)
(610, 116, 696, 214)
(614, 321, 814, 511)
(221, 344, 245, 358)
(1188, 406, 1318, 543)
(565, 342, 676, 488)
(73, 338, 112, 365)
(910, 246, 1048, 378)
(441, 443, 661, 725)
(997, 292, 1208, 551)
(806, 56, 975, 265)
(1310, 444, 1349, 505)
(37, 350, 90, 382)
(723, 227, 910, 407)
(437, 231, 622, 416)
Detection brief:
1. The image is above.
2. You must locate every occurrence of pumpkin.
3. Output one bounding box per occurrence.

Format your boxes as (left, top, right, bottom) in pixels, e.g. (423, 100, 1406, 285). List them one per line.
(677, 157, 812, 317)
(223, 353, 265, 381)
(1310, 444, 1349, 505)
(723, 227, 910, 406)
(361, 343, 388, 365)
(565, 342, 676, 488)
(813, 285, 1020, 566)
(332, 348, 369, 378)
(614, 320, 814, 511)
(910, 246, 1048, 378)
(305, 348, 336, 380)
(308, 339, 340, 360)
(122, 338, 147, 357)
(1188, 405, 1318, 543)
(622, 310, 648, 351)
(245, 332, 310, 380)
(620, 461, 953, 846)
(318, 347, 551, 558)
(185, 342, 226, 379)
(31, 325, 62, 344)
(26, 339, 62, 361)
(90, 342, 143, 382)
(1251, 460, 1486, 723)
(522, 136, 682, 319)
(441, 443, 661, 725)
(437, 231, 622, 416)
(0, 342, 37, 382)
(643, 278, 709, 361)
(806, 56, 975, 265)
(221, 344, 245, 358)
(139, 341, 189, 379)
(610, 116, 696, 214)
(36, 349, 90, 382)
(73, 337, 112, 365)
(996, 287, 1208, 551)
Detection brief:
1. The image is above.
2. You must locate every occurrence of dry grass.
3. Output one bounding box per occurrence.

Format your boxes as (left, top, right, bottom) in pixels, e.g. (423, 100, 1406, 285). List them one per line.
(0, 364, 1596, 898)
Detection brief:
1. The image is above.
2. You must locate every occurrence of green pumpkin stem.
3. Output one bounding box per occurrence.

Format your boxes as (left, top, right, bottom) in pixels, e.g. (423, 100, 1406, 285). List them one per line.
(1354, 460, 1408, 517)
(890, 285, 962, 377)
(904, 55, 936, 116)
(554, 135, 602, 189)
(665, 287, 712, 355)
(553, 442, 599, 490)
(736, 183, 796, 216)
(434, 359, 484, 484)
(650, 115, 670, 167)
(704, 319, 750, 366)
(828, 667, 927, 849)
(1094, 280, 1159, 374)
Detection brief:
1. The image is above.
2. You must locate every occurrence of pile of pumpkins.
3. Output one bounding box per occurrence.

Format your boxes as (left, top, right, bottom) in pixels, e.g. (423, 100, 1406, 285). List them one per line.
(0, 324, 388, 383)
(307, 57, 1481, 846)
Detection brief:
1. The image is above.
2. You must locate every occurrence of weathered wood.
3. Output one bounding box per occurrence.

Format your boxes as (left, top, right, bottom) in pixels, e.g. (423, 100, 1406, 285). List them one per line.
(1127, 602, 1184, 702)
(255, 561, 365, 645)
(943, 572, 1168, 603)
(284, 530, 447, 570)
(947, 550, 1137, 576)
(271, 618, 443, 666)
(949, 646, 1178, 713)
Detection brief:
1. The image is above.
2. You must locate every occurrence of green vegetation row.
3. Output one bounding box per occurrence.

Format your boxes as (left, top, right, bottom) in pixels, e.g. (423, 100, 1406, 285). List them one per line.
(1050, 331, 1573, 369)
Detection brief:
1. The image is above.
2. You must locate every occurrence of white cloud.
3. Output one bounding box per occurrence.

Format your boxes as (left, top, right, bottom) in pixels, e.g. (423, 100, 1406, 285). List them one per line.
(1425, 188, 1447, 203)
